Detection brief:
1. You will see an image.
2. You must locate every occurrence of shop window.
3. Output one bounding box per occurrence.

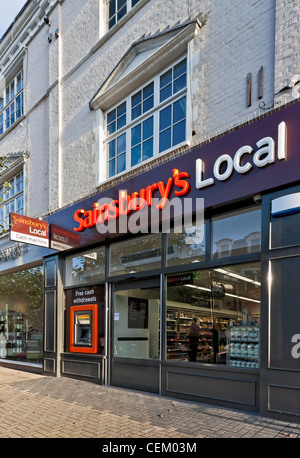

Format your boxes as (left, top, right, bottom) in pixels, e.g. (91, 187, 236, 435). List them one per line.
(167, 221, 205, 266)
(269, 256, 300, 370)
(106, 0, 141, 30)
(270, 192, 300, 249)
(0, 171, 24, 235)
(270, 212, 300, 249)
(0, 266, 43, 364)
(109, 233, 162, 276)
(0, 113, 3, 136)
(0, 69, 24, 135)
(113, 286, 160, 359)
(65, 247, 105, 286)
(166, 262, 261, 368)
(211, 207, 261, 258)
(105, 57, 187, 179)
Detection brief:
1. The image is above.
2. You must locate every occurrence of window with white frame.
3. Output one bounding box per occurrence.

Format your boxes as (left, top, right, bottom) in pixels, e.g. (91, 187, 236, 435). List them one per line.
(105, 57, 187, 178)
(106, 0, 141, 30)
(0, 171, 24, 233)
(0, 69, 24, 136)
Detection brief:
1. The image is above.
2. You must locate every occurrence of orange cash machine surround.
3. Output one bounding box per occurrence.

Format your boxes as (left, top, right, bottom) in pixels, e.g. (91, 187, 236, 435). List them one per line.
(70, 304, 98, 353)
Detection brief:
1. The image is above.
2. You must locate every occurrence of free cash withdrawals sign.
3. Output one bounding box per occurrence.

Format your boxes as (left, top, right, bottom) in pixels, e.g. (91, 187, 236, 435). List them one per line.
(10, 213, 49, 248)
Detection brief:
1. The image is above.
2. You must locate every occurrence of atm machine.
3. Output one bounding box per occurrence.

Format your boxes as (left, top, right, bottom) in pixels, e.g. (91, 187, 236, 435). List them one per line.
(70, 304, 98, 353)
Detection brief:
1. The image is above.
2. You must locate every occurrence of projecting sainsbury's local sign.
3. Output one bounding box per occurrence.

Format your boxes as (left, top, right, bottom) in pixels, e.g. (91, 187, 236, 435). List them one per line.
(10, 213, 49, 248)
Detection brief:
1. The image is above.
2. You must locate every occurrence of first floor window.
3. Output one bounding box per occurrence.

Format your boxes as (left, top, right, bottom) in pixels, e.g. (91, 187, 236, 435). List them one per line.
(131, 116, 154, 166)
(0, 171, 24, 234)
(106, 0, 141, 30)
(159, 96, 186, 152)
(108, 133, 126, 177)
(0, 69, 24, 135)
(104, 57, 188, 179)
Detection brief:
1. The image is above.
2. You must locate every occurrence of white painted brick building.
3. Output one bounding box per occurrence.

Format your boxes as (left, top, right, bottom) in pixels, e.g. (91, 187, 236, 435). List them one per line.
(1, 0, 298, 227)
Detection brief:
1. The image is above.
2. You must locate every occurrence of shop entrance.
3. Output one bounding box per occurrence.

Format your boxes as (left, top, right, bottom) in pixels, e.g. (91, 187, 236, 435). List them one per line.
(110, 278, 160, 393)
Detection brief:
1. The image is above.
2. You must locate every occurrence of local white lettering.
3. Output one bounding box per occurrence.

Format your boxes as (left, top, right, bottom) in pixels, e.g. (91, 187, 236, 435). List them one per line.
(29, 226, 47, 237)
(195, 122, 287, 190)
(291, 334, 300, 359)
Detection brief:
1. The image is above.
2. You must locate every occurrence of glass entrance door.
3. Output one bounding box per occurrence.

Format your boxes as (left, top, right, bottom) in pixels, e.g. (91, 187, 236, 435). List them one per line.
(111, 278, 160, 393)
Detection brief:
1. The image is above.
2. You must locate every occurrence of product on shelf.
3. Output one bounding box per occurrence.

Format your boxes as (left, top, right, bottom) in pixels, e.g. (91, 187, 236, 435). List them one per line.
(166, 310, 220, 362)
(0, 310, 26, 359)
(227, 324, 260, 368)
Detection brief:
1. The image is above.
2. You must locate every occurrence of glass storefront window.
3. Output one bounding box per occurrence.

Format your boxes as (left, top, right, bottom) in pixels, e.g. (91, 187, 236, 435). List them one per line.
(0, 266, 43, 364)
(113, 286, 160, 359)
(65, 247, 105, 286)
(167, 222, 205, 266)
(211, 207, 261, 258)
(270, 211, 300, 249)
(166, 262, 260, 368)
(109, 233, 162, 276)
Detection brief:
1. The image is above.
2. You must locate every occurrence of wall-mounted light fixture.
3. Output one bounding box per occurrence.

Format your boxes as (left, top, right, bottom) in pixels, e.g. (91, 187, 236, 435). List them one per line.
(44, 16, 51, 26)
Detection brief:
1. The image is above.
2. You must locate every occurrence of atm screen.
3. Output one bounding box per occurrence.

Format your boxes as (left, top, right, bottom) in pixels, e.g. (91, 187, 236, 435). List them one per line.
(76, 314, 91, 325)
(75, 311, 92, 345)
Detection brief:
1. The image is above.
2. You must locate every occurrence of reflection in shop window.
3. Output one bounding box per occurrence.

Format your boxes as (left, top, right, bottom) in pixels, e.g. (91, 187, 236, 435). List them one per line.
(109, 233, 162, 276)
(65, 247, 105, 286)
(0, 266, 43, 364)
(166, 262, 260, 368)
(211, 207, 261, 258)
(167, 222, 205, 266)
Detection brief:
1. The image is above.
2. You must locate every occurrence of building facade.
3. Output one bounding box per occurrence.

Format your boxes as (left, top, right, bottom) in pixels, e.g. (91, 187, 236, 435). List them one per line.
(0, 0, 300, 421)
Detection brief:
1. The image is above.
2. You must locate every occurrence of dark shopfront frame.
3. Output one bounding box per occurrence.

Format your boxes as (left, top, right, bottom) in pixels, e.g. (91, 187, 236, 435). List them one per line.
(43, 101, 300, 422)
(44, 200, 262, 413)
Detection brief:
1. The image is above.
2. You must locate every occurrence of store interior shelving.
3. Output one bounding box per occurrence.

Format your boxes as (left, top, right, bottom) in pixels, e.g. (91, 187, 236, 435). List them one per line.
(166, 301, 260, 366)
(0, 310, 25, 358)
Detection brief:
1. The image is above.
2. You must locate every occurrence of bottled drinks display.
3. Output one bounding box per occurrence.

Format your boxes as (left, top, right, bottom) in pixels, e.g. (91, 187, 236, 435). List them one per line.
(0, 311, 25, 358)
(228, 324, 260, 368)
